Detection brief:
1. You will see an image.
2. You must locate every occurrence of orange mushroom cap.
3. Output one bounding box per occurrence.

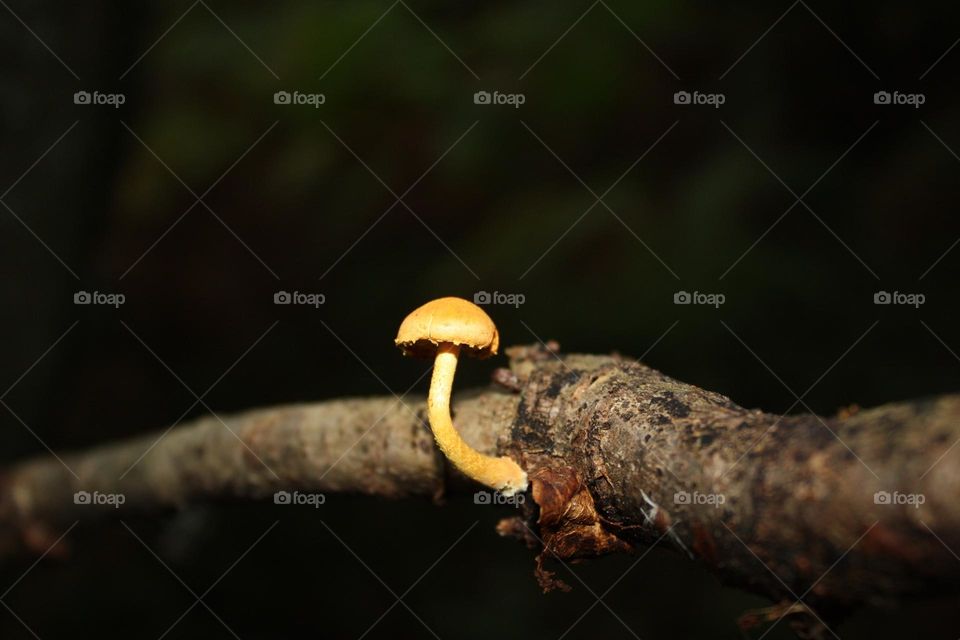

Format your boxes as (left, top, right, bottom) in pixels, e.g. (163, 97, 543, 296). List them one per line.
(395, 297, 499, 359)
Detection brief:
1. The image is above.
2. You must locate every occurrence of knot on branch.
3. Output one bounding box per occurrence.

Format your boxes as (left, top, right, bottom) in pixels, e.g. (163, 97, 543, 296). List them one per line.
(497, 345, 636, 591)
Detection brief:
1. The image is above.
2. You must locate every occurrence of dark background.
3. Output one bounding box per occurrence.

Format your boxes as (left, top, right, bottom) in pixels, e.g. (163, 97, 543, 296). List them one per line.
(2, 1, 960, 638)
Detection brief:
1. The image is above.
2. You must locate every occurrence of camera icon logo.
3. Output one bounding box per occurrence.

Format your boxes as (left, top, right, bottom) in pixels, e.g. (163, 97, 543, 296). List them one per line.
(74, 490, 91, 504)
(274, 291, 291, 304)
(873, 91, 891, 105)
(673, 91, 691, 105)
(873, 490, 891, 505)
(473, 91, 491, 105)
(473, 491, 492, 505)
(74, 91, 91, 105)
(74, 291, 91, 304)
(274, 91, 291, 105)
(674, 491, 691, 504)
(273, 491, 292, 504)
(673, 290, 691, 304)
(873, 291, 891, 305)
(473, 291, 491, 305)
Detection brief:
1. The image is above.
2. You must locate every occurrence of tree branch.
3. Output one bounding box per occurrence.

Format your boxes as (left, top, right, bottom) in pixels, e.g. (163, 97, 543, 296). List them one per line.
(2, 343, 958, 637)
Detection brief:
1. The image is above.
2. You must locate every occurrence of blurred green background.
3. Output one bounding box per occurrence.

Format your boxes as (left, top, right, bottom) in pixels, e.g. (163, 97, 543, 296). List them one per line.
(2, 1, 960, 637)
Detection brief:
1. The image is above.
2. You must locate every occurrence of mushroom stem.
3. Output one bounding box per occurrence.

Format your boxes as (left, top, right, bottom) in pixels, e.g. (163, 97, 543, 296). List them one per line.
(428, 343, 528, 496)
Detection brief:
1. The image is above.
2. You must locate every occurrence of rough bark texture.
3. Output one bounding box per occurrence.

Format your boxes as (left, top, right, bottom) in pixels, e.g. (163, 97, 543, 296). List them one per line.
(1, 343, 958, 638)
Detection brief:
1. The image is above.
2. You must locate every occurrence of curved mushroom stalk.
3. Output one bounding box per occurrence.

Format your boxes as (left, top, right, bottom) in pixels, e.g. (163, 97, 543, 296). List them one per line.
(428, 343, 527, 495)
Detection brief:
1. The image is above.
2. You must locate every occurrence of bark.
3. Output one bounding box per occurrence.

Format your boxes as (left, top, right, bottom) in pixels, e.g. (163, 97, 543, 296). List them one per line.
(1, 343, 958, 638)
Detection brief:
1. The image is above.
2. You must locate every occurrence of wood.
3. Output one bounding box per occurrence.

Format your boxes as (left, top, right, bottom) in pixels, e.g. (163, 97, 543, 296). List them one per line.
(1, 343, 957, 638)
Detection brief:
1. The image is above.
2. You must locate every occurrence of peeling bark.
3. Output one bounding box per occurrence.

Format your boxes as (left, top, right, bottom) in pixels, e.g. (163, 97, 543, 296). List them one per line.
(1, 343, 958, 636)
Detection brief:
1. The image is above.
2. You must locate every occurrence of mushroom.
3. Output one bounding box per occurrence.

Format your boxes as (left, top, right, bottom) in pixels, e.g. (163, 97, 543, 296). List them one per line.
(395, 297, 528, 496)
